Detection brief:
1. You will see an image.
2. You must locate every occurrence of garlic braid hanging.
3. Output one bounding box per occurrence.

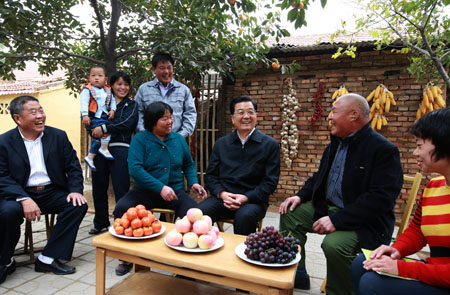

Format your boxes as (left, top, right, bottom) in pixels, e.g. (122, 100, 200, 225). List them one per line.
(280, 78, 300, 168)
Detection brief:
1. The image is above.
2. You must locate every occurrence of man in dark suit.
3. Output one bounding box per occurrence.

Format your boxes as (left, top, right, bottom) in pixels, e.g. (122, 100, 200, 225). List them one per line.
(197, 95, 280, 235)
(0, 96, 88, 284)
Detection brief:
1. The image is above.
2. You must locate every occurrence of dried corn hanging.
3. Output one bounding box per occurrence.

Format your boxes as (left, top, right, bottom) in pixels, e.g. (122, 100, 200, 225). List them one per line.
(367, 84, 395, 131)
(416, 83, 446, 121)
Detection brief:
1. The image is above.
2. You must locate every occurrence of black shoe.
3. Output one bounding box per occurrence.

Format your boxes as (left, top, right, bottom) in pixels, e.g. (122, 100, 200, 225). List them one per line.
(0, 265, 6, 284)
(7, 259, 16, 275)
(35, 259, 76, 275)
(89, 227, 107, 235)
(115, 262, 133, 276)
(294, 274, 310, 290)
(0, 259, 16, 284)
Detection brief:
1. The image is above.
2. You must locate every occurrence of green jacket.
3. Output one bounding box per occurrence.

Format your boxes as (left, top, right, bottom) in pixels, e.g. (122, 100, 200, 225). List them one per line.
(128, 130, 198, 194)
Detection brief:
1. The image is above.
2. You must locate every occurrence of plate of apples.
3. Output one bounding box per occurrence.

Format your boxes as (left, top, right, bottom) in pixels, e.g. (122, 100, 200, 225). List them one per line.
(164, 208, 224, 252)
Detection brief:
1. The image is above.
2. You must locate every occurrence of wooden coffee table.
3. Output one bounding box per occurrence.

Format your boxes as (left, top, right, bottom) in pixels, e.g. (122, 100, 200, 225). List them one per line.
(92, 222, 297, 295)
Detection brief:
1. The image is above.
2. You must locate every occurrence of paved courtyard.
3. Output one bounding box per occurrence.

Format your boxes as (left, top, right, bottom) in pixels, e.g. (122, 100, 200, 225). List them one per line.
(1, 203, 329, 295)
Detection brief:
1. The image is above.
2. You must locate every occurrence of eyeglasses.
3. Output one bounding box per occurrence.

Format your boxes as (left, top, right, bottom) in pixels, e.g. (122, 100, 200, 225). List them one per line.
(234, 109, 256, 117)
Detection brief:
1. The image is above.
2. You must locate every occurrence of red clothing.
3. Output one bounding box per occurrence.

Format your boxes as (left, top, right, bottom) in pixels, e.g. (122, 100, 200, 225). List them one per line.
(392, 176, 450, 288)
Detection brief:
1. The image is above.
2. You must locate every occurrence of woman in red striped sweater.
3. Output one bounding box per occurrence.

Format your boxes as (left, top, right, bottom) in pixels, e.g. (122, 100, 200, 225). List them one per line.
(351, 108, 450, 294)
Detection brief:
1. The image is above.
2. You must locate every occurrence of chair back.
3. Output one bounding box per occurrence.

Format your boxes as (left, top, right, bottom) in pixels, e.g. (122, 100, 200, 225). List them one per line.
(396, 172, 422, 238)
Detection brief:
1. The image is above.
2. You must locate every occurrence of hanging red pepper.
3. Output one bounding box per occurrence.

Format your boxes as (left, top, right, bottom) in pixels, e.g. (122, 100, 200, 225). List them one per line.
(309, 82, 325, 130)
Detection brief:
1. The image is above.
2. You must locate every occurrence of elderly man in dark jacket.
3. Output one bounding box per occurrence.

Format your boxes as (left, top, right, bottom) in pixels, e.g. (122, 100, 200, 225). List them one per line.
(279, 93, 403, 295)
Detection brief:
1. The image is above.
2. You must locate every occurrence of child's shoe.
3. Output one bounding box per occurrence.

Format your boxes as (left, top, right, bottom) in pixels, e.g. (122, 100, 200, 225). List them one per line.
(98, 148, 114, 160)
(84, 156, 97, 172)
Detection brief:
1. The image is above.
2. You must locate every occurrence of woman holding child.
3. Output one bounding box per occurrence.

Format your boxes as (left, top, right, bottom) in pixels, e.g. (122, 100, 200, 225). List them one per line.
(88, 71, 138, 236)
(351, 108, 450, 294)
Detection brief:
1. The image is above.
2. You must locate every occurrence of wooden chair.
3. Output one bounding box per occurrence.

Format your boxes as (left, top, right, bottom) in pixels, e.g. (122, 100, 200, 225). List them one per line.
(151, 208, 176, 223)
(320, 172, 423, 293)
(395, 172, 422, 238)
(216, 218, 264, 233)
(15, 213, 56, 266)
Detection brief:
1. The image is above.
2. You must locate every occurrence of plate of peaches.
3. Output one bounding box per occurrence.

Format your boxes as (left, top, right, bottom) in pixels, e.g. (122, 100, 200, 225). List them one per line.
(109, 205, 165, 240)
(164, 208, 224, 252)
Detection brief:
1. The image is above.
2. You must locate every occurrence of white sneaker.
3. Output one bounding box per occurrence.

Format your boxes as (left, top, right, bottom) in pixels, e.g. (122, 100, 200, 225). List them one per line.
(98, 148, 114, 160)
(83, 156, 97, 171)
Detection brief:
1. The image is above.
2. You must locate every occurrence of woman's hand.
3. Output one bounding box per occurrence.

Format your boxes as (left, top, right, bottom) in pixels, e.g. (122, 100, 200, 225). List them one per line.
(363, 254, 399, 275)
(370, 245, 401, 260)
(191, 183, 207, 199)
(92, 126, 103, 138)
(160, 186, 177, 202)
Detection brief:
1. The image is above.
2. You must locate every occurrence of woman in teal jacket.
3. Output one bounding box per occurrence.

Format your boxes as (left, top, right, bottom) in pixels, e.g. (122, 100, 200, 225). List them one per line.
(113, 101, 206, 220)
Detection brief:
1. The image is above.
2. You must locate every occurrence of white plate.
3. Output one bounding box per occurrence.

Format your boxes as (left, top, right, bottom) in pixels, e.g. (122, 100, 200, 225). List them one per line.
(234, 243, 301, 267)
(164, 235, 224, 252)
(108, 224, 165, 240)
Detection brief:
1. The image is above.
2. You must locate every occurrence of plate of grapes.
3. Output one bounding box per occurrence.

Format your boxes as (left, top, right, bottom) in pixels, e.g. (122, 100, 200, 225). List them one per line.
(235, 226, 301, 267)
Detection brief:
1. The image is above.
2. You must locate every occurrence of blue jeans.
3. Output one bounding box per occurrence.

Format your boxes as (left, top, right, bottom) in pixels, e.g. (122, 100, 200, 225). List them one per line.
(351, 253, 450, 295)
(84, 114, 110, 154)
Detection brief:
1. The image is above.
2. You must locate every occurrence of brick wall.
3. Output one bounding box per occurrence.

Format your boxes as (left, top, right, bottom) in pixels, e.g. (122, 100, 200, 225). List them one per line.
(219, 49, 447, 220)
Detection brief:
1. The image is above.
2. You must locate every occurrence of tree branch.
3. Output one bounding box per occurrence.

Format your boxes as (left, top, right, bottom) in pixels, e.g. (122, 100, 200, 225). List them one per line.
(0, 31, 104, 65)
(90, 0, 108, 55)
(115, 47, 153, 60)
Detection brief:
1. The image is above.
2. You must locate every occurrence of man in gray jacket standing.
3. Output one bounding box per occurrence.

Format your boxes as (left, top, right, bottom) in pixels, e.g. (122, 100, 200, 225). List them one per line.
(134, 52, 196, 137)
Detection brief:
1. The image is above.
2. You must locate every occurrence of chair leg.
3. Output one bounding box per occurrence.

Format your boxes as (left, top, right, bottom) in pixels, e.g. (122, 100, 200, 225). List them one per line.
(216, 221, 225, 232)
(320, 276, 327, 293)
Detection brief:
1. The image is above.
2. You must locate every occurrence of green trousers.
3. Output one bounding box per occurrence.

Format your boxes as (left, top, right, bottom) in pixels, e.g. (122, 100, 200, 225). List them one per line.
(279, 202, 360, 295)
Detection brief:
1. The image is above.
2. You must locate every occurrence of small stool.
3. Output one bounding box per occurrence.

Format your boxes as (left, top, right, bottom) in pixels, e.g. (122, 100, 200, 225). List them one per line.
(15, 213, 56, 266)
(151, 208, 176, 223)
(216, 218, 263, 233)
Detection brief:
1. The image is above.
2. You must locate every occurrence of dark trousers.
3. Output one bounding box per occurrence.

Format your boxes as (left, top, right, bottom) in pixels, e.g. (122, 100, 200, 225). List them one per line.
(197, 196, 266, 235)
(0, 186, 87, 264)
(92, 146, 130, 229)
(113, 188, 197, 220)
(352, 253, 450, 295)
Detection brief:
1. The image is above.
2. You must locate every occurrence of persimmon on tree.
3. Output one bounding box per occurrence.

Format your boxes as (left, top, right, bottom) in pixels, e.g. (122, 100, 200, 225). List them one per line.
(0, 0, 321, 92)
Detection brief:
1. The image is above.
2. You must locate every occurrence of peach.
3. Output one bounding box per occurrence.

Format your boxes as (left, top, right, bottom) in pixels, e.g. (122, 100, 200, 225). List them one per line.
(207, 230, 217, 244)
(182, 232, 198, 249)
(175, 218, 191, 234)
(202, 215, 213, 229)
(166, 230, 183, 246)
(198, 234, 215, 249)
(193, 220, 209, 235)
(210, 226, 220, 238)
(186, 208, 203, 223)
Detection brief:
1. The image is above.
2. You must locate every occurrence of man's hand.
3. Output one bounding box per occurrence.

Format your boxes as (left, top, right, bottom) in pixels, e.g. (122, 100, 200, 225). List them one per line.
(312, 216, 336, 234)
(66, 193, 87, 206)
(279, 196, 301, 214)
(363, 254, 399, 275)
(191, 183, 207, 199)
(160, 186, 177, 201)
(82, 115, 91, 127)
(20, 198, 41, 221)
(219, 191, 247, 211)
(108, 110, 115, 120)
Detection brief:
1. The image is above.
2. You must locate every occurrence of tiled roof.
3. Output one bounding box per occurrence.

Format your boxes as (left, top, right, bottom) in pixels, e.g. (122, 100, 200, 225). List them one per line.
(266, 32, 395, 55)
(0, 80, 65, 95)
(0, 62, 66, 96)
